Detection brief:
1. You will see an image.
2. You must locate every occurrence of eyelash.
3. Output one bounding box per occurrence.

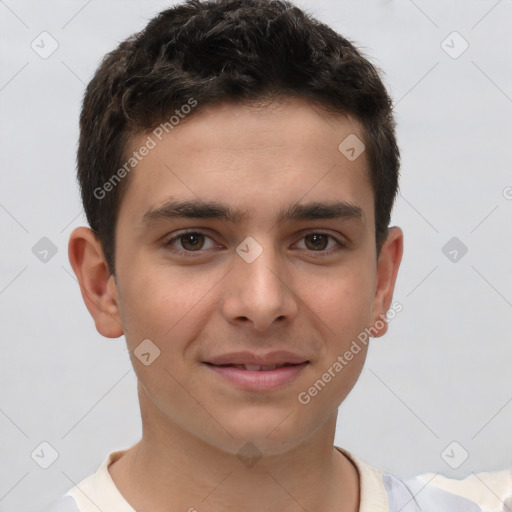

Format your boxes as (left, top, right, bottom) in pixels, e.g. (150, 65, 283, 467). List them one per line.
(163, 229, 346, 257)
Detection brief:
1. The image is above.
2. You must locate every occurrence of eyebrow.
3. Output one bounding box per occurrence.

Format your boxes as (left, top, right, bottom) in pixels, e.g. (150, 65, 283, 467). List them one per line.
(141, 198, 365, 228)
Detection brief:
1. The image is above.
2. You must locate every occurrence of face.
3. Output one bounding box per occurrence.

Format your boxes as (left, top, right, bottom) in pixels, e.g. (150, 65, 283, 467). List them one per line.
(71, 97, 402, 457)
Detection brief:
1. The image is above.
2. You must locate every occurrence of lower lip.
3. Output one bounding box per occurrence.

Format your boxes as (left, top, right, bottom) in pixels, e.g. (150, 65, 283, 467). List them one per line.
(203, 363, 309, 391)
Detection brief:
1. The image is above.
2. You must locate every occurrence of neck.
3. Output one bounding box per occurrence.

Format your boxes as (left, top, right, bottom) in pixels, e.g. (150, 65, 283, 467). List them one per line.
(108, 399, 360, 512)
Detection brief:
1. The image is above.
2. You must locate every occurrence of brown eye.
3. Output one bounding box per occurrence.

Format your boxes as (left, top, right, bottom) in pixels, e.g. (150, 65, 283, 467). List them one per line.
(295, 232, 344, 255)
(164, 230, 218, 255)
(304, 233, 329, 251)
(179, 233, 205, 251)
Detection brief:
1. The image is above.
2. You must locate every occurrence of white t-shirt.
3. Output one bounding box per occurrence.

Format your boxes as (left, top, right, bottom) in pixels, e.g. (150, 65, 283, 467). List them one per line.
(42, 446, 512, 512)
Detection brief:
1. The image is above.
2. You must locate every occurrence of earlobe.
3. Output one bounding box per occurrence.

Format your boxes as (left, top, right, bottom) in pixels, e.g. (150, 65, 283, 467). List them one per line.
(68, 227, 124, 338)
(370, 226, 404, 339)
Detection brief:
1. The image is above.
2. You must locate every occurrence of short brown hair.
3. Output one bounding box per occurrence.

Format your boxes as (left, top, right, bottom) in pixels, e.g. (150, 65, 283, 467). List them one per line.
(77, 0, 400, 276)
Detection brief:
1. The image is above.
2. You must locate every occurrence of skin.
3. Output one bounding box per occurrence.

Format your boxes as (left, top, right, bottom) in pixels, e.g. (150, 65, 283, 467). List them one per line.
(68, 97, 403, 512)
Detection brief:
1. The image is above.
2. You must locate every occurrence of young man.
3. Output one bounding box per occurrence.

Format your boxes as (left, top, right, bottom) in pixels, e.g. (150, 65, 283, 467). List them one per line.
(44, 0, 511, 510)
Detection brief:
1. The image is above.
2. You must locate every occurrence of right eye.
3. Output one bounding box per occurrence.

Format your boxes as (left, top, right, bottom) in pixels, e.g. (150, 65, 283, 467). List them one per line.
(163, 230, 218, 254)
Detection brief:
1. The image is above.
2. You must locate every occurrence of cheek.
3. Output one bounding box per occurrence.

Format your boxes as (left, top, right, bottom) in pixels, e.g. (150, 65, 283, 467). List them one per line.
(300, 264, 375, 338)
(117, 263, 216, 352)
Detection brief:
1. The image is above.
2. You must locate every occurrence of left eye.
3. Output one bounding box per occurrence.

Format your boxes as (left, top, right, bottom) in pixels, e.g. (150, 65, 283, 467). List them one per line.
(295, 233, 342, 252)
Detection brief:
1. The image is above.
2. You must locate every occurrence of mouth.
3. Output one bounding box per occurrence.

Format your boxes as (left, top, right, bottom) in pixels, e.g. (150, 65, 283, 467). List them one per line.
(202, 360, 310, 391)
(205, 362, 302, 371)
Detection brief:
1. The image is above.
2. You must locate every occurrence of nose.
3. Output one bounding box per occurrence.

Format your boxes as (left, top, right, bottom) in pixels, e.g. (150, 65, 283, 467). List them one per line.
(221, 242, 298, 332)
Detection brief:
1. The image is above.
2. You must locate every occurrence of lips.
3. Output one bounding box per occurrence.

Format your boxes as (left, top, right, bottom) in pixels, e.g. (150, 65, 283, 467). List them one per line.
(204, 361, 309, 391)
(202, 351, 310, 391)
(204, 350, 309, 367)
(222, 363, 291, 371)
(206, 362, 298, 372)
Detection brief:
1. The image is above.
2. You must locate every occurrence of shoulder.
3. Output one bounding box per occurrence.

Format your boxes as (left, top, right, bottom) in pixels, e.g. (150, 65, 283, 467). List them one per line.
(383, 468, 512, 512)
(336, 446, 511, 512)
(41, 450, 134, 512)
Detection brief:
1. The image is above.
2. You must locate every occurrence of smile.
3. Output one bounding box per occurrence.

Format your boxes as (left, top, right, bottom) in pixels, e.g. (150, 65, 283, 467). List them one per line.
(203, 361, 309, 391)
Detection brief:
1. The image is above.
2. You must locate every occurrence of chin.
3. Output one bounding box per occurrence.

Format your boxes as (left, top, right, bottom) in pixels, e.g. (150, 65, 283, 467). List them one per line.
(204, 406, 320, 457)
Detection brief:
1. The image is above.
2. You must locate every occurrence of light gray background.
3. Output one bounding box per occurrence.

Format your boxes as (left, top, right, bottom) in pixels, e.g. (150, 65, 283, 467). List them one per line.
(1, 0, 511, 510)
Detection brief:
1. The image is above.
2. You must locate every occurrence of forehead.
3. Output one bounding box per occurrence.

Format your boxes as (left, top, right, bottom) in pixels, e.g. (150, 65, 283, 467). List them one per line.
(118, 97, 374, 228)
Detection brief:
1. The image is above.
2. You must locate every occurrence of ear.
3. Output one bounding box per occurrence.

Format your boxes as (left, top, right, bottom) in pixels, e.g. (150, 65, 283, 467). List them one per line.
(369, 226, 403, 338)
(68, 227, 124, 338)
